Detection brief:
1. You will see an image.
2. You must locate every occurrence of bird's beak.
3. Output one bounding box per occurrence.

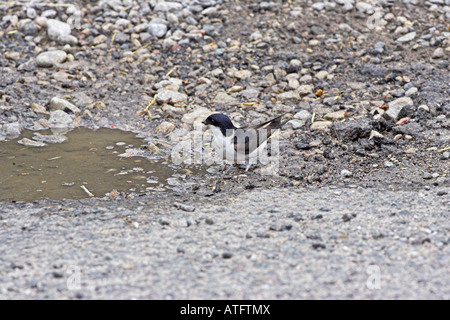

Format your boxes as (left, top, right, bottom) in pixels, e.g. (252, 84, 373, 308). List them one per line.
(201, 120, 207, 132)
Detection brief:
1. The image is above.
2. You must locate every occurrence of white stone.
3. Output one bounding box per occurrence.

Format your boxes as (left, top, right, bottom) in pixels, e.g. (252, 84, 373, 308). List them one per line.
(385, 97, 413, 121)
(2, 122, 22, 137)
(315, 71, 329, 79)
(324, 110, 346, 121)
(155, 89, 187, 104)
(234, 70, 252, 80)
(153, 2, 183, 12)
(278, 91, 300, 101)
(396, 32, 416, 43)
(49, 110, 73, 128)
(297, 85, 313, 96)
(47, 19, 77, 44)
(36, 50, 67, 68)
(341, 169, 353, 177)
(310, 121, 333, 130)
(50, 97, 80, 114)
(181, 107, 212, 124)
(156, 121, 175, 134)
(213, 91, 238, 105)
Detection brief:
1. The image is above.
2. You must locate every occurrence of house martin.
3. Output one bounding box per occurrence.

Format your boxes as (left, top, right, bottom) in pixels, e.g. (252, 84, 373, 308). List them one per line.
(202, 113, 288, 171)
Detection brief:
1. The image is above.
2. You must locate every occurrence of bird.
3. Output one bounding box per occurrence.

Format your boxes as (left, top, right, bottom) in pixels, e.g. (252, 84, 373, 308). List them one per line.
(202, 113, 288, 171)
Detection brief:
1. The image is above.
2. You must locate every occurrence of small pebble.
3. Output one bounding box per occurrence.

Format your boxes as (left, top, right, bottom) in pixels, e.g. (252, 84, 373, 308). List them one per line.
(222, 252, 233, 259)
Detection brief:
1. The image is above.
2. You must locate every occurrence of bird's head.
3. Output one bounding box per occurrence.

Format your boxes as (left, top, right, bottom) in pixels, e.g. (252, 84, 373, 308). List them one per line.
(202, 113, 236, 135)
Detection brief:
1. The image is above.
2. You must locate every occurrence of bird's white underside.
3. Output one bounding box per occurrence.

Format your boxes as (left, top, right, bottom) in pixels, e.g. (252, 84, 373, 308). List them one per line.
(208, 126, 271, 165)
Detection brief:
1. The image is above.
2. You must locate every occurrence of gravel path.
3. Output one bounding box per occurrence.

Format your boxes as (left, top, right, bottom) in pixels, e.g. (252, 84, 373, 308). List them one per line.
(1, 187, 448, 299)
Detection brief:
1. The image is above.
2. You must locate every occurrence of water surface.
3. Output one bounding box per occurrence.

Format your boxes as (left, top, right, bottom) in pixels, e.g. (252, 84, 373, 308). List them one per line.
(0, 127, 191, 201)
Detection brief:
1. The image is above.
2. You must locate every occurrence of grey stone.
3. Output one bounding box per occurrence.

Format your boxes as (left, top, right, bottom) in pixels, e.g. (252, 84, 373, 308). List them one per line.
(249, 30, 263, 42)
(312, 2, 325, 10)
(355, 1, 372, 12)
(396, 32, 416, 43)
(32, 133, 67, 144)
(234, 70, 252, 80)
(2, 122, 22, 137)
(17, 138, 47, 147)
(30, 103, 48, 115)
(334, 118, 373, 140)
(156, 121, 175, 134)
(392, 89, 405, 97)
(23, 22, 38, 36)
(278, 91, 300, 102)
(159, 217, 170, 226)
(213, 91, 238, 105)
(342, 2, 354, 11)
(114, 32, 130, 44)
(174, 203, 195, 212)
(17, 59, 36, 72)
(372, 42, 386, 54)
(201, 7, 218, 16)
(185, 15, 198, 26)
(369, 130, 384, 140)
(288, 119, 306, 130)
(241, 87, 260, 100)
(0, 184, 448, 300)
(26, 7, 37, 19)
(148, 22, 167, 38)
(166, 12, 179, 24)
(310, 121, 333, 130)
(53, 71, 71, 82)
(405, 87, 418, 97)
(155, 89, 188, 104)
(139, 32, 152, 43)
(50, 97, 81, 114)
(384, 161, 395, 168)
(47, 19, 77, 45)
(153, 2, 183, 12)
(93, 34, 107, 45)
(294, 110, 312, 122)
(324, 110, 347, 121)
(42, 9, 57, 18)
(49, 110, 73, 128)
(36, 50, 67, 68)
(300, 74, 313, 83)
(133, 23, 150, 33)
(181, 107, 211, 124)
(341, 169, 353, 177)
(260, 2, 274, 10)
(315, 71, 329, 79)
(432, 48, 444, 59)
(385, 97, 413, 121)
(72, 92, 93, 108)
(404, 82, 414, 90)
(423, 172, 433, 180)
(297, 85, 313, 96)
(286, 75, 300, 89)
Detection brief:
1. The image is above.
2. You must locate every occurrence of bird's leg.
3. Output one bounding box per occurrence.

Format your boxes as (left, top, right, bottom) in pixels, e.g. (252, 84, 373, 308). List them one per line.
(222, 163, 228, 171)
(245, 163, 251, 172)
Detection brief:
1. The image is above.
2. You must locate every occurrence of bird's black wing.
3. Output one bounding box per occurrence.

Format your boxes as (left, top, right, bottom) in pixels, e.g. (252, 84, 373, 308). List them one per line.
(233, 113, 287, 154)
(240, 113, 287, 131)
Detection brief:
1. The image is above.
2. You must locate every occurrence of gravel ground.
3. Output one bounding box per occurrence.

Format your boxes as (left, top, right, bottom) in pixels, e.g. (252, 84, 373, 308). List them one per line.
(0, 0, 449, 299)
(0, 187, 449, 299)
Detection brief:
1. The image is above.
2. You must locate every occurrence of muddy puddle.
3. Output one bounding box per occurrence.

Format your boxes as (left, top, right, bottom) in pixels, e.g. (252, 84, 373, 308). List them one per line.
(0, 127, 201, 202)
